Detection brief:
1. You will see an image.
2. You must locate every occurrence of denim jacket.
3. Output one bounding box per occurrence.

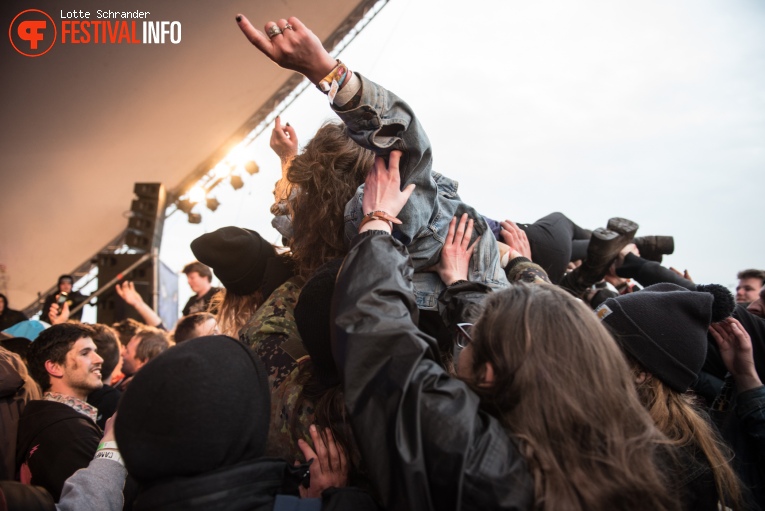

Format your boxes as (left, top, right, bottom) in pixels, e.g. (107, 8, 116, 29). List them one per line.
(332, 74, 508, 310)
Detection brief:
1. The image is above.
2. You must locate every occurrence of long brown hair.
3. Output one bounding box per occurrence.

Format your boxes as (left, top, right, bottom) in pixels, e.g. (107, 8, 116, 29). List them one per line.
(287, 122, 373, 279)
(631, 363, 743, 510)
(467, 284, 680, 511)
(209, 289, 264, 338)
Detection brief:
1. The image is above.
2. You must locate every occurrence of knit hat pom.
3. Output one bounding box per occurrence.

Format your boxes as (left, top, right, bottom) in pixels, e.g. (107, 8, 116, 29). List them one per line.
(695, 284, 735, 322)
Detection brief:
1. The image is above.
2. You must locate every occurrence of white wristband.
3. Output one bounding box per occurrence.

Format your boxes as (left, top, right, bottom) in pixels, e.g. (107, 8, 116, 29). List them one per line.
(95, 448, 125, 467)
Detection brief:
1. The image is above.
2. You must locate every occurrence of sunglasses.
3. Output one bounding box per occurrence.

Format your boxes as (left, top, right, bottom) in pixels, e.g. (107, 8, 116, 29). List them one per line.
(456, 323, 473, 349)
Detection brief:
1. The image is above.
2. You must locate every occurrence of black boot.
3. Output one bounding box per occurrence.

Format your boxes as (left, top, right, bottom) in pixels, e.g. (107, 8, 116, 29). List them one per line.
(559, 218, 638, 297)
(633, 236, 674, 263)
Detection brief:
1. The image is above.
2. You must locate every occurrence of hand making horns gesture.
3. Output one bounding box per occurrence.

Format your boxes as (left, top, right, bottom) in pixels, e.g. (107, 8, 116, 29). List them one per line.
(235, 14, 337, 85)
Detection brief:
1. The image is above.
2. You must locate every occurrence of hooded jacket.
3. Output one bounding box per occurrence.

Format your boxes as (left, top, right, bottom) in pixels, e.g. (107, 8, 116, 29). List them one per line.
(16, 399, 101, 501)
(332, 231, 533, 511)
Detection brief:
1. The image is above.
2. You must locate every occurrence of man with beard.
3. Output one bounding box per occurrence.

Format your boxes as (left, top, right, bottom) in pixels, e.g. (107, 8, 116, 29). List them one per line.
(16, 323, 103, 501)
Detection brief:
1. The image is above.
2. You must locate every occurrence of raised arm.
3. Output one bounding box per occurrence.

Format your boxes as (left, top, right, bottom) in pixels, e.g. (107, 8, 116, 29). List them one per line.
(331, 156, 531, 511)
(115, 281, 162, 328)
(236, 15, 438, 245)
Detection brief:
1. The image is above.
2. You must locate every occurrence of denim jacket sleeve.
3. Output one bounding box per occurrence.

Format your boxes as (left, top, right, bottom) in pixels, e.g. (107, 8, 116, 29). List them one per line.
(333, 231, 532, 511)
(332, 74, 508, 310)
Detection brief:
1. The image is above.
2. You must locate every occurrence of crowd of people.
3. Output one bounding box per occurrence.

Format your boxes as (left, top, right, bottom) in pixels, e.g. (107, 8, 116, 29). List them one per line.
(0, 13, 764, 511)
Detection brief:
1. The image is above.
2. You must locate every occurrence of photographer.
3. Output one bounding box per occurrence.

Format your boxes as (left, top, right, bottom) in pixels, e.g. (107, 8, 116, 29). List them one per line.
(41, 275, 87, 325)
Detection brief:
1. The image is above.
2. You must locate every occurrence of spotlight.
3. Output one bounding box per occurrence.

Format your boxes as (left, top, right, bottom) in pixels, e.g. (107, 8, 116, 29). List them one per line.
(230, 175, 244, 190)
(206, 197, 220, 212)
(188, 186, 206, 203)
(187, 212, 202, 224)
(177, 199, 196, 214)
(245, 161, 259, 175)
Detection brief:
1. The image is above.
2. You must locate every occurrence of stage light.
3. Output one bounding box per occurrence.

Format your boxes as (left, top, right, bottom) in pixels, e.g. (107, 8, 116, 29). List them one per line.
(230, 175, 244, 190)
(177, 198, 196, 214)
(211, 162, 231, 179)
(245, 161, 259, 175)
(188, 185, 206, 203)
(187, 212, 202, 224)
(206, 197, 220, 212)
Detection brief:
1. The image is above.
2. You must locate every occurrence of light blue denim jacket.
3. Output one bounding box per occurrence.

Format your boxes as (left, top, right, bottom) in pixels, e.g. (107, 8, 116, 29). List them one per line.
(333, 74, 508, 310)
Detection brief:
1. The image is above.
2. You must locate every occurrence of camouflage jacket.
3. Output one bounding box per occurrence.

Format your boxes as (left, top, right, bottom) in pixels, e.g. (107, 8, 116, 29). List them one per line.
(239, 276, 314, 461)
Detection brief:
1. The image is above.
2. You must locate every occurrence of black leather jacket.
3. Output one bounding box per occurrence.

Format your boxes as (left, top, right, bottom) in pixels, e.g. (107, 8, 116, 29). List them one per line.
(332, 231, 533, 511)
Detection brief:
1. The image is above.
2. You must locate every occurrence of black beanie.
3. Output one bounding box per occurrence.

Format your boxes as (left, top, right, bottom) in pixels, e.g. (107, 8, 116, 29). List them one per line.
(190, 227, 276, 296)
(294, 258, 344, 388)
(596, 283, 733, 392)
(115, 335, 270, 483)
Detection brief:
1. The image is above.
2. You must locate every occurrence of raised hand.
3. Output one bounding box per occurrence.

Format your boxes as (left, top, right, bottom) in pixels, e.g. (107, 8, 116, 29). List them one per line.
(235, 15, 337, 84)
(297, 424, 349, 498)
(270, 116, 298, 162)
(115, 281, 146, 308)
(709, 317, 762, 391)
(49, 301, 70, 325)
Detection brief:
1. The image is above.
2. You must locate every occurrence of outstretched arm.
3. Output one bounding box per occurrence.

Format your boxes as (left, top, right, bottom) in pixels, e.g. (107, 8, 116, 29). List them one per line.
(235, 13, 444, 259)
(115, 281, 162, 328)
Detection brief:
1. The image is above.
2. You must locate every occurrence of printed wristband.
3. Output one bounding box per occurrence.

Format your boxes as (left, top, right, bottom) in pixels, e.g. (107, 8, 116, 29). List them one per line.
(98, 441, 119, 451)
(316, 60, 349, 103)
(95, 448, 125, 467)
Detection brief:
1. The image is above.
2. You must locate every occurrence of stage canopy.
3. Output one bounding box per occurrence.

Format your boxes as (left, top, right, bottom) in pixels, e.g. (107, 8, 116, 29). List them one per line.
(0, 0, 382, 310)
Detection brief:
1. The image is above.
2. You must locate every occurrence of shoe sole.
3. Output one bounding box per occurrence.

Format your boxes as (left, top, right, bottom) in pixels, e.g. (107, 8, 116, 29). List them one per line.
(606, 217, 639, 236)
(590, 227, 620, 241)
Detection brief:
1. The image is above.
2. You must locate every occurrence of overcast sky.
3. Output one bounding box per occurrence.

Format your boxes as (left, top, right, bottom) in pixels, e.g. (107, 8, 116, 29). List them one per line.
(159, 0, 765, 313)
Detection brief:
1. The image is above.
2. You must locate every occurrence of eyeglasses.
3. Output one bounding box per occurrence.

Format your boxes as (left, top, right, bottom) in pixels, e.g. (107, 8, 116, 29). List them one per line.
(456, 323, 473, 349)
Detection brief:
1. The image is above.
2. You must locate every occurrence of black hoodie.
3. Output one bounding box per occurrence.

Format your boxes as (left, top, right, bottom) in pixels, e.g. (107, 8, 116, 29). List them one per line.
(15, 400, 100, 502)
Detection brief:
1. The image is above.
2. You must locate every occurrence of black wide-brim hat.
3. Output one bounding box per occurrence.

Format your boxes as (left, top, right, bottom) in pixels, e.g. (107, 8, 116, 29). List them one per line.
(190, 226, 276, 296)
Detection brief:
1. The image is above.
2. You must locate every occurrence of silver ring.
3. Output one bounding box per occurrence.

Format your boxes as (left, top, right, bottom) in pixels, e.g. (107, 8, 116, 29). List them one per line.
(266, 25, 282, 38)
(283, 23, 293, 31)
